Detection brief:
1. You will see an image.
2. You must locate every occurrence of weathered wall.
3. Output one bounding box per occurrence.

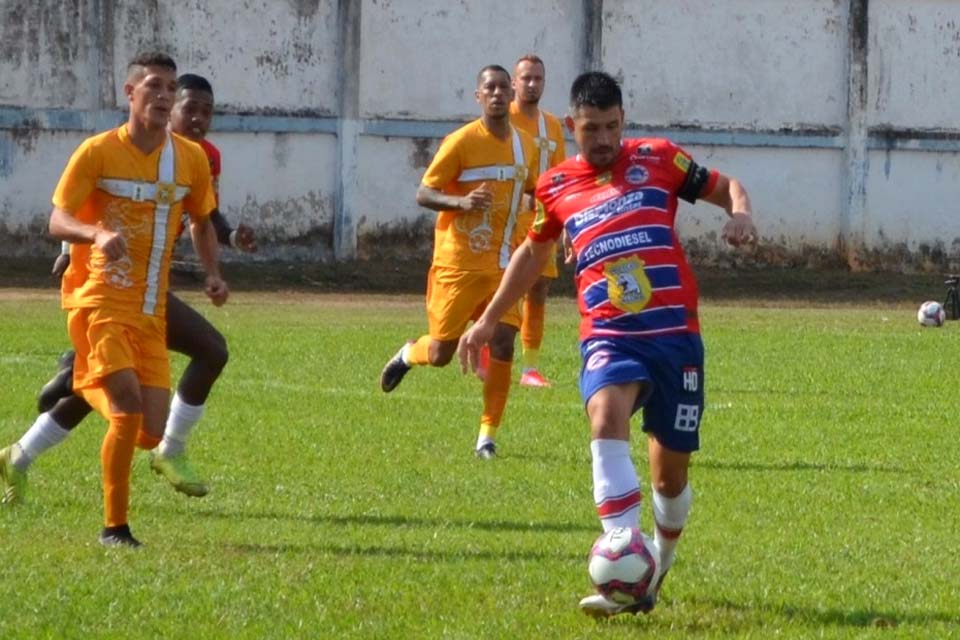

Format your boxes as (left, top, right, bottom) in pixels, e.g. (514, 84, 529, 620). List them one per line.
(1, 0, 959, 269)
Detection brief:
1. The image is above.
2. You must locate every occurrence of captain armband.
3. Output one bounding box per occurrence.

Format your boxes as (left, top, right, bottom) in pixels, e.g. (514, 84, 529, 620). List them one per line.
(677, 162, 711, 204)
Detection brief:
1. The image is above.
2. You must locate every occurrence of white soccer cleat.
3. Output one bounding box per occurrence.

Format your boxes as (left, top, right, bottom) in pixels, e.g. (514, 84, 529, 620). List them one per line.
(578, 592, 656, 619)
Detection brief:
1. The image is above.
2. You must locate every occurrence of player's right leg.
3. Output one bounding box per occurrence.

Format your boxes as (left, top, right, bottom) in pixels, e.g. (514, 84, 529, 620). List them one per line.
(149, 293, 227, 497)
(0, 395, 92, 505)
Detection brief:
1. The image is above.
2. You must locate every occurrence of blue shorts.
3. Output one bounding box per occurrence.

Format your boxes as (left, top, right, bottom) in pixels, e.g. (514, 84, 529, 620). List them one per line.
(579, 333, 705, 453)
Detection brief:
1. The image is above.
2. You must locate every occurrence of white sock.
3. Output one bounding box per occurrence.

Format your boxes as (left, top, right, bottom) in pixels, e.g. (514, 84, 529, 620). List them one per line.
(14, 413, 71, 471)
(476, 434, 494, 450)
(158, 393, 205, 457)
(652, 484, 692, 572)
(591, 439, 641, 532)
(400, 343, 413, 366)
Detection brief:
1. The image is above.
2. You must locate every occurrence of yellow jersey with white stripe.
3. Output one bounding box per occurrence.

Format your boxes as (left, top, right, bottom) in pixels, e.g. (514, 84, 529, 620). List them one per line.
(508, 102, 566, 176)
(421, 119, 538, 273)
(54, 126, 216, 318)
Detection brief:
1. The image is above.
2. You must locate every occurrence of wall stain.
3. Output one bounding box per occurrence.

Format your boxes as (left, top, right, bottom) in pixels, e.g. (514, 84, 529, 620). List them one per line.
(409, 137, 433, 168)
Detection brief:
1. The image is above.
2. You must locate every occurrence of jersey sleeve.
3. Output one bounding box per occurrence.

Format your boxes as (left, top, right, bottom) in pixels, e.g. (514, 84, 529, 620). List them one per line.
(528, 174, 564, 242)
(668, 141, 719, 204)
(51, 140, 100, 214)
(420, 134, 461, 190)
(183, 145, 216, 223)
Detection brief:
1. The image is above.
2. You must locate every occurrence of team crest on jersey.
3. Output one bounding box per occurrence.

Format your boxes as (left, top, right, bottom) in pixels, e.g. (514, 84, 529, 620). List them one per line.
(604, 257, 652, 313)
(673, 152, 691, 172)
(625, 165, 649, 185)
(595, 171, 612, 186)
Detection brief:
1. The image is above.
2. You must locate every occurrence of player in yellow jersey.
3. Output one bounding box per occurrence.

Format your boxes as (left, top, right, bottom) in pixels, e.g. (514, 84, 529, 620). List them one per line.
(379, 65, 538, 459)
(16, 52, 222, 546)
(509, 54, 567, 388)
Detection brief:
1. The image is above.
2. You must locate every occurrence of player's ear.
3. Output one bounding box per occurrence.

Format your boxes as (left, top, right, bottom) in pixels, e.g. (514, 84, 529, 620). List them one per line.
(475, 88, 481, 104)
(564, 115, 575, 133)
(123, 81, 135, 102)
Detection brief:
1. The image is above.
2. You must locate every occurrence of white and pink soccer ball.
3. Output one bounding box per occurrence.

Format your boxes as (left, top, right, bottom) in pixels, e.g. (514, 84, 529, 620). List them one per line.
(587, 527, 660, 604)
(917, 301, 946, 328)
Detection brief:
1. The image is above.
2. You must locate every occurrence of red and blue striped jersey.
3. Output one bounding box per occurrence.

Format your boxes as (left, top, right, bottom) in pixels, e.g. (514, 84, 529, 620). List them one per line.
(529, 138, 718, 341)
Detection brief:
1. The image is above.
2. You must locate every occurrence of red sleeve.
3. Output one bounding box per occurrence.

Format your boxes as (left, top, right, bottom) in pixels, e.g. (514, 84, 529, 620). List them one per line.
(527, 172, 564, 242)
(666, 140, 719, 203)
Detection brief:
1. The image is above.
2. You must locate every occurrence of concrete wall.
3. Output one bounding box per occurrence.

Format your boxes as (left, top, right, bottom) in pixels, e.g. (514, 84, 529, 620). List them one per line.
(1, 0, 959, 270)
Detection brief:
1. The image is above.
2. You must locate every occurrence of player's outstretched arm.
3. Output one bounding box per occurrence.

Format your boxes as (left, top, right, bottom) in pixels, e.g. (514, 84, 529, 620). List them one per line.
(416, 183, 493, 213)
(190, 217, 229, 307)
(458, 238, 552, 373)
(701, 174, 757, 247)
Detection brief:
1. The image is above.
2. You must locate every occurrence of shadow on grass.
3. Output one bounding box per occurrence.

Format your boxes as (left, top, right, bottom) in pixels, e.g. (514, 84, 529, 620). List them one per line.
(221, 540, 584, 562)
(695, 459, 905, 474)
(175, 507, 598, 535)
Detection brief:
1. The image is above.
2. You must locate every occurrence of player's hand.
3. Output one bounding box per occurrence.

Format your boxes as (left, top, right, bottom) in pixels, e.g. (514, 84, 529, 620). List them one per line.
(234, 223, 258, 253)
(561, 229, 576, 264)
(51, 253, 71, 277)
(460, 183, 494, 212)
(94, 229, 127, 261)
(722, 213, 757, 248)
(204, 275, 229, 307)
(458, 319, 496, 374)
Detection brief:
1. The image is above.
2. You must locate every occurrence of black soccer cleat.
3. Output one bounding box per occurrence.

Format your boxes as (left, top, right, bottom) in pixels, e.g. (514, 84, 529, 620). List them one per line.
(37, 351, 76, 413)
(98, 524, 142, 548)
(380, 342, 413, 392)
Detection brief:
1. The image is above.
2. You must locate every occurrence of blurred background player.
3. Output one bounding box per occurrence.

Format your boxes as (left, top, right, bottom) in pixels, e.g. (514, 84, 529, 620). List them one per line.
(0, 72, 254, 507)
(379, 65, 538, 459)
(459, 71, 757, 615)
(509, 54, 566, 388)
(1, 52, 224, 545)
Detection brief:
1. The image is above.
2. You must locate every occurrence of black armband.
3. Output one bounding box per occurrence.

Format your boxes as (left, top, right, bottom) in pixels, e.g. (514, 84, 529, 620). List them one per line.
(677, 161, 711, 204)
(209, 209, 233, 246)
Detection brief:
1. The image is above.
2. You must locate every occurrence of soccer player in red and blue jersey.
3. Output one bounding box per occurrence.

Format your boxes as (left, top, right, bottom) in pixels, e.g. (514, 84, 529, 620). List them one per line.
(459, 71, 757, 617)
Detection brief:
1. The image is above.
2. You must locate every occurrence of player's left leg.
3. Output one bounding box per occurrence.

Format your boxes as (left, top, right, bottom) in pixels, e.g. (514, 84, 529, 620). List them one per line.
(475, 321, 518, 458)
(647, 438, 692, 592)
(519, 276, 552, 387)
(149, 293, 226, 497)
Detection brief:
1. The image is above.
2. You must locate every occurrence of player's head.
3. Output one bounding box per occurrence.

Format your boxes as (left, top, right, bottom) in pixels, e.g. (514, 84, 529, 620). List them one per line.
(566, 71, 624, 169)
(124, 51, 177, 131)
(475, 65, 513, 120)
(170, 73, 214, 141)
(513, 54, 545, 106)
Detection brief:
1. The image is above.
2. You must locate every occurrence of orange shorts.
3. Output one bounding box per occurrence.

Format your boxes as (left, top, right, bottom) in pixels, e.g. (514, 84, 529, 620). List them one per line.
(426, 266, 523, 341)
(67, 307, 170, 391)
(515, 210, 559, 279)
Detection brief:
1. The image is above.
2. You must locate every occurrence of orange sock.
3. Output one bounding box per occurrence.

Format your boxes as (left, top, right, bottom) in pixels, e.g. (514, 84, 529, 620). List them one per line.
(521, 298, 546, 354)
(406, 335, 433, 366)
(480, 357, 513, 437)
(102, 412, 142, 528)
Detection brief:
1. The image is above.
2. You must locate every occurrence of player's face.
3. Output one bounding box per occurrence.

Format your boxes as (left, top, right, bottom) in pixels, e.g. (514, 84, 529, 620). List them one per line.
(513, 61, 545, 105)
(476, 70, 513, 119)
(125, 66, 177, 131)
(170, 89, 214, 141)
(567, 105, 624, 168)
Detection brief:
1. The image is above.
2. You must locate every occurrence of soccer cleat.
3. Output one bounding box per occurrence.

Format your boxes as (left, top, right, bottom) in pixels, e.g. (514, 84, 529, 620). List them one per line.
(380, 341, 413, 392)
(37, 351, 76, 413)
(0, 446, 26, 505)
(475, 442, 497, 460)
(149, 451, 209, 497)
(519, 369, 551, 388)
(578, 592, 656, 619)
(475, 345, 490, 381)
(99, 524, 142, 548)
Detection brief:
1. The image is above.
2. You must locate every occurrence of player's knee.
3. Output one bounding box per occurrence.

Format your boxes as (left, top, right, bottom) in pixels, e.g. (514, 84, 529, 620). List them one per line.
(530, 278, 550, 303)
(203, 332, 229, 374)
(427, 346, 453, 367)
(109, 386, 142, 414)
(651, 475, 687, 498)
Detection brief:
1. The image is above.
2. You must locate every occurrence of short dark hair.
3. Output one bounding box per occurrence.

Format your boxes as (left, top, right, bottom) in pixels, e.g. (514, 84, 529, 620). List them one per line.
(515, 54, 544, 69)
(476, 64, 510, 87)
(569, 71, 622, 111)
(177, 73, 213, 96)
(127, 51, 177, 75)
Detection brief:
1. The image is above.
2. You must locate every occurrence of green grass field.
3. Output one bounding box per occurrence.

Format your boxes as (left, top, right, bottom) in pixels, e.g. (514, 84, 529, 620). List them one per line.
(1, 288, 958, 639)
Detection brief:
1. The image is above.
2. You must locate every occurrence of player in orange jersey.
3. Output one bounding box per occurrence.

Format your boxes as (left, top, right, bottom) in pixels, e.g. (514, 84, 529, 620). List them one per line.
(1, 74, 255, 510)
(379, 65, 539, 459)
(509, 54, 567, 388)
(1, 52, 224, 547)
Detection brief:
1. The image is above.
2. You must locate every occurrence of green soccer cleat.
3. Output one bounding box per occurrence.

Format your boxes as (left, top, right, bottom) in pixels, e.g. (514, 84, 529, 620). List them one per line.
(149, 451, 209, 498)
(0, 446, 27, 506)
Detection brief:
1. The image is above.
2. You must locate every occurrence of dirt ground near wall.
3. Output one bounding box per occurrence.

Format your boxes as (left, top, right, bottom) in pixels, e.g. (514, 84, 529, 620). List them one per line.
(0, 256, 953, 308)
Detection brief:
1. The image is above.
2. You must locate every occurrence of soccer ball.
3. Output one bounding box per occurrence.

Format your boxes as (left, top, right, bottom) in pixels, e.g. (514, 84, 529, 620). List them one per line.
(587, 527, 660, 604)
(917, 301, 946, 327)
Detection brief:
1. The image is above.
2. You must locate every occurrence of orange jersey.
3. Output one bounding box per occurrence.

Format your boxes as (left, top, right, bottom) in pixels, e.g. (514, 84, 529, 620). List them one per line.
(421, 119, 538, 272)
(55, 126, 216, 318)
(509, 102, 566, 176)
